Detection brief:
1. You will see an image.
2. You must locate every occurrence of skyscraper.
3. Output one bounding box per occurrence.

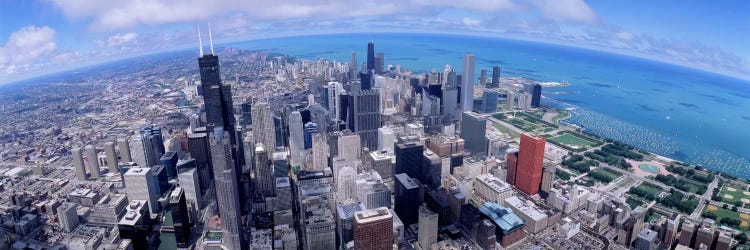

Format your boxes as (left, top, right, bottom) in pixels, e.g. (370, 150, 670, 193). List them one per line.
(141, 125, 166, 167)
(351, 52, 358, 79)
(479, 69, 487, 87)
(177, 160, 203, 209)
(531, 84, 542, 108)
(353, 207, 394, 250)
(395, 139, 424, 181)
(129, 134, 148, 167)
(169, 187, 191, 248)
(374, 52, 384, 74)
(209, 128, 245, 250)
(505, 151, 518, 186)
(84, 145, 101, 178)
(57, 202, 79, 232)
(117, 138, 132, 162)
(337, 133, 361, 161)
(199, 52, 235, 133)
(288, 111, 305, 166)
(394, 173, 422, 225)
(461, 53, 476, 111)
(461, 112, 488, 155)
(336, 164, 357, 202)
(71, 147, 87, 180)
(312, 133, 329, 171)
(367, 41, 375, 74)
(124, 167, 159, 214)
(347, 89, 381, 150)
(303, 122, 318, 149)
(515, 134, 546, 195)
(104, 142, 118, 174)
(482, 90, 500, 113)
(254, 143, 274, 197)
(418, 205, 438, 250)
(490, 66, 500, 88)
(505, 90, 515, 110)
(252, 102, 276, 157)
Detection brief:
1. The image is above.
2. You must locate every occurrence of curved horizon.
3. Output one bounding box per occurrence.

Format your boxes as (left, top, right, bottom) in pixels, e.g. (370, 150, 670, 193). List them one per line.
(3, 31, 749, 87)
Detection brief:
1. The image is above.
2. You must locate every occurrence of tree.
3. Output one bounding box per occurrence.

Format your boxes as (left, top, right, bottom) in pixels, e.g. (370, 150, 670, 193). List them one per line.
(732, 206, 739, 212)
(723, 204, 729, 209)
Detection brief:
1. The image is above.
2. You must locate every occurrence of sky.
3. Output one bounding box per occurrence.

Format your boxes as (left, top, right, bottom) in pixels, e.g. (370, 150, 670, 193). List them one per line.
(0, 0, 748, 84)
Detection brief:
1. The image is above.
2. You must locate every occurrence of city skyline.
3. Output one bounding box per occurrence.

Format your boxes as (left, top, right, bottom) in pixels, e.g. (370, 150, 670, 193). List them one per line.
(0, 0, 748, 84)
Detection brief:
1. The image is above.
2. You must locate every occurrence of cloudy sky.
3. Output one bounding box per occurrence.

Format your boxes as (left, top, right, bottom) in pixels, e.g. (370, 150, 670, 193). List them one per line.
(0, 0, 748, 83)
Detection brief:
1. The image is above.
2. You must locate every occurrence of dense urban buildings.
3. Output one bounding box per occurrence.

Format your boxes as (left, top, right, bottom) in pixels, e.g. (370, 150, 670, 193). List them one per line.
(0, 37, 742, 250)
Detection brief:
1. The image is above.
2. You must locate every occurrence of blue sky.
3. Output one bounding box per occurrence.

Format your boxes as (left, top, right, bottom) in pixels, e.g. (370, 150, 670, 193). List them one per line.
(0, 0, 748, 83)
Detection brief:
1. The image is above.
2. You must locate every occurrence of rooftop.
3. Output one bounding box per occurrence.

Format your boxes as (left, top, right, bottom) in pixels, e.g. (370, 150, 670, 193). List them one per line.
(354, 207, 391, 223)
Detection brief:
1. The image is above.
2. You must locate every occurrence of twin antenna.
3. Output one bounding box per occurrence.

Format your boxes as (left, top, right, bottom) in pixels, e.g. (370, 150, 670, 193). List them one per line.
(197, 23, 215, 56)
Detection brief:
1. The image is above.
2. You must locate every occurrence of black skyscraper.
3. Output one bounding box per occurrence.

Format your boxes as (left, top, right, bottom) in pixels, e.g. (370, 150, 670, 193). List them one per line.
(367, 41, 375, 73)
(490, 66, 500, 88)
(395, 139, 424, 181)
(199, 54, 236, 134)
(395, 173, 423, 225)
(531, 84, 542, 108)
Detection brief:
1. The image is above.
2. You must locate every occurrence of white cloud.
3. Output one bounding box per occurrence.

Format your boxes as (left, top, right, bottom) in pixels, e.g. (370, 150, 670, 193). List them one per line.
(462, 17, 481, 26)
(616, 31, 633, 41)
(107, 32, 138, 47)
(531, 0, 598, 24)
(0, 26, 57, 74)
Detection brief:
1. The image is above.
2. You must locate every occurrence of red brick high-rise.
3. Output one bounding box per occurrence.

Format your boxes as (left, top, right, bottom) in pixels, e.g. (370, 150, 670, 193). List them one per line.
(515, 134, 545, 195)
(354, 207, 393, 250)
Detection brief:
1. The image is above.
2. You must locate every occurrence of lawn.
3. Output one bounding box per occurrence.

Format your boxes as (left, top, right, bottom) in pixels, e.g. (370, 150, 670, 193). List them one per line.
(720, 184, 750, 204)
(704, 205, 750, 231)
(549, 132, 598, 147)
(629, 182, 663, 201)
(493, 122, 520, 139)
(589, 168, 622, 183)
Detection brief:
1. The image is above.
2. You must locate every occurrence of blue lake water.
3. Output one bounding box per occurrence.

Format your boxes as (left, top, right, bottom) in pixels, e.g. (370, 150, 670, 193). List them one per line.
(226, 33, 750, 178)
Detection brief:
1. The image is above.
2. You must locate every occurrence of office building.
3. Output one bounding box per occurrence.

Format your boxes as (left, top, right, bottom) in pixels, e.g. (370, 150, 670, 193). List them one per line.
(303, 122, 318, 149)
(503, 196, 550, 233)
(252, 102, 276, 157)
(160, 151, 178, 179)
(118, 138, 132, 162)
(541, 163, 556, 195)
(679, 220, 696, 247)
(515, 134, 545, 195)
(422, 150, 442, 188)
(209, 129, 245, 250)
(518, 92, 532, 110)
(104, 142, 119, 173)
(337, 133, 361, 161)
(347, 89, 381, 150)
(461, 53, 476, 111)
(377, 127, 395, 151)
(187, 131, 211, 192)
(84, 145, 101, 178)
(634, 228, 659, 250)
(474, 174, 514, 204)
(351, 52, 358, 79)
(531, 84, 542, 108)
(337, 164, 357, 202)
(418, 205, 438, 250)
(337, 202, 365, 248)
(312, 133, 329, 171)
(375, 52, 385, 74)
(57, 202, 79, 232)
(169, 188, 191, 248)
(394, 173, 422, 225)
(490, 66, 500, 88)
(124, 167, 159, 214)
(505, 91, 515, 110)
(177, 161, 203, 209)
(479, 69, 487, 87)
(289, 111, 305, 166)
(254, 143, 274, 197)
(354, 207, 393, 250)
(72, 147, 87, 180)
(395, 138, 424, 181)
(461, 112, 488, 155)
(118, 200, 157, 250)
(140, 125, 166, 167)
(483, 90, 499, 113)
(198, 50, 235, 134)
(365, 150, 394, 181)
(478, 202, 526, 248)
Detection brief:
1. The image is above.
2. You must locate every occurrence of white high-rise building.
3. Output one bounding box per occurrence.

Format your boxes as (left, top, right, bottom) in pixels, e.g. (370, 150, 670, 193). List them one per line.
(518, 92, 532, 110)
(377, 127, 395, 152)
(129, 134, 148, 167)
(506, 90, 515, 110)
(312, 134, 329, 171)
(117, 138, 131, 162)
(124, 167, 159, 214)
(326, 82, 344, 121)
(84, 145, 101, 178)
(104, 141, 118, 173)
(252, 102, 276, 158)
(461, 53, 476, 112)
(57, 202, 79, 232)
(71, 147, 87, 180)
(337, 133, 361, 161)
(418, 205, 438, 250)
(337, 165, 357, 202)
(288, 111, 305, 166)
(209, 128, 244, 250)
